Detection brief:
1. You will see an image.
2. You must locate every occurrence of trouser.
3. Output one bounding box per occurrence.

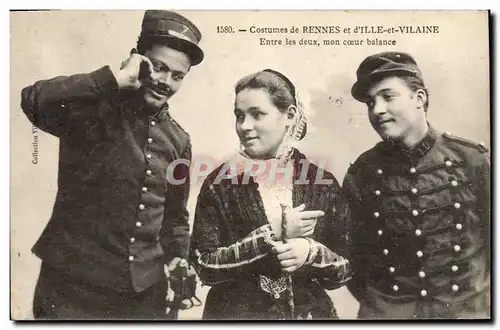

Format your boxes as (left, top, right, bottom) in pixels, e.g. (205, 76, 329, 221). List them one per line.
(33, 262, 170, 320)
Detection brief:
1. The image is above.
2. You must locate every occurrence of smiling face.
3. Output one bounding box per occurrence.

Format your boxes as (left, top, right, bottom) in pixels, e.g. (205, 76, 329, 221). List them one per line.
(141, 44, 191, 112)
(365, 76, 428, 146)
(234, 88, 291, 159)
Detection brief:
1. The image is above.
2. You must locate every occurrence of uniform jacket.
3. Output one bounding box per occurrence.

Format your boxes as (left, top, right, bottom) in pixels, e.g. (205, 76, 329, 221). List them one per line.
(21, 66, 191, 292)
(343, 126, 490, 319)
(189, 149, 352, 319)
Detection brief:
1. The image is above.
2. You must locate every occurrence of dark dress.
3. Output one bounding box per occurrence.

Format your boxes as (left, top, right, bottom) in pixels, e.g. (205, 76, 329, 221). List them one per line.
(190, 149, 352, 320)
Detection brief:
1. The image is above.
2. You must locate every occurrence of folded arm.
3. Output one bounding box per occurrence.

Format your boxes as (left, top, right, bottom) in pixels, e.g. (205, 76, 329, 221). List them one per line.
(190, 183, 277, 285)
(20, 66, 118, 136)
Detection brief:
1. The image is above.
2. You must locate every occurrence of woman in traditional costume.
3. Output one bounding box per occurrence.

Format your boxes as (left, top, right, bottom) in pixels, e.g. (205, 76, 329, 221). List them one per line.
(189, 69, 352, 319)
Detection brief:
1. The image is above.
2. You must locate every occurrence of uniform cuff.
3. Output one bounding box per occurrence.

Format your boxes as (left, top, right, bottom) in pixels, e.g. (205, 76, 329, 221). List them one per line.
(90, 66, 119, 94)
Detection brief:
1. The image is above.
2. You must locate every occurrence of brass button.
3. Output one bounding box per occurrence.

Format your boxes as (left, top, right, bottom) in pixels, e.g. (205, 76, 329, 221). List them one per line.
(445, 160, 453, 167)
(146, 169, 152, 176)
(419, 271, 426, 278)
(375, 190, 381, 196)
(128, 256, 135, 261)
(415, 229, 422, 236)
(454, 245, 461, 252)
(416, 250, 423, 258)
(130, 237, 136, 243)
(411, 188, 418, 194)
(410, 167, 416, 174)
(452, 285, 459, 292)
(138, 204, 145, 210)
(383, 249, 389, 255)
(392, 285, 399, 292)
(451, 180, 458, 187)
(412, 210, 419, 217)
(456, 223, 463, 230)
(377, 230, 383, 236)
(389, 267, 395, 273)
(377, 169, 383, 175)
(151, 121, 156, 126)
(374, 212, 380, 218)
(146, 154, 152, 159)
(142, 187, 147, 193)
(420, 290, 427, 297)
(147, 138, 153, 143)
(452, 265, 459, 272)
(136, 221, 142, 227)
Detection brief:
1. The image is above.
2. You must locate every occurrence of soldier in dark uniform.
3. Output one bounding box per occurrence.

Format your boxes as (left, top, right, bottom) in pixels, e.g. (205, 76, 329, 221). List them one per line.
(343, 52, 490, 319)
(20, 10, 204, 319)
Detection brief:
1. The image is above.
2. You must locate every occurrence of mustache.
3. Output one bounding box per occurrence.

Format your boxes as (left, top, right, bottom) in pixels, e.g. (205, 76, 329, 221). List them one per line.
(143, 78, 171, 97)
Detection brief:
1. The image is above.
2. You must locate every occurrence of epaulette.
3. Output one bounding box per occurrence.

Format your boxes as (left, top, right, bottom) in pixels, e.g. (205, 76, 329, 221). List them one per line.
(347, 162, 356, 174)
(443, 132, 488, 153)
(166, 113, 190, 137)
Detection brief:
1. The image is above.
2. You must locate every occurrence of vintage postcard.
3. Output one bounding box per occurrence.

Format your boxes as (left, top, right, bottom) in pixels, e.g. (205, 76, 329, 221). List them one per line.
(10, 10, 490, 320)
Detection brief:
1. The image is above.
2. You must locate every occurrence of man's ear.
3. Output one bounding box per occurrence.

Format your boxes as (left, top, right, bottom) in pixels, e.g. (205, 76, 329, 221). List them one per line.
(416, 89, 427, 110)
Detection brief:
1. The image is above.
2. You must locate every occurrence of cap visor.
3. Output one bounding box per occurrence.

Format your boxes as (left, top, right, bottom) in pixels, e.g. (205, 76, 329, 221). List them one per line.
(351, 69, 420, 102)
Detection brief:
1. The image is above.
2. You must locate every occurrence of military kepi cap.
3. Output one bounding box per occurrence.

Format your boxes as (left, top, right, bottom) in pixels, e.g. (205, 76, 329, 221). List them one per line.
(351, 52, 424, 102)
(140, 10, 204, 65)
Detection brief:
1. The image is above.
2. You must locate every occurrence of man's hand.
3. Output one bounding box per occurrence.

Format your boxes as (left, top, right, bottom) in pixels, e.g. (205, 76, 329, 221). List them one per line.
(167, 257, 185, 273)
(165, 258, 188, 316)
(111, 49, 154, 90)
(272, 238, 311, 273)
(283, 204, 323, 239)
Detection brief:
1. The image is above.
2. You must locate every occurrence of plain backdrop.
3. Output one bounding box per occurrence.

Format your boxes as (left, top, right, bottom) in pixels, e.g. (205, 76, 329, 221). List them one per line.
(10, 10, 490, 320)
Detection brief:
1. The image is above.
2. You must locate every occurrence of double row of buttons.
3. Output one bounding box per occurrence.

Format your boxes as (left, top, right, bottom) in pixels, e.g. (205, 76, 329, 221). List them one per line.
(390, 285, 460, 295)
(382, 246, 462, 258)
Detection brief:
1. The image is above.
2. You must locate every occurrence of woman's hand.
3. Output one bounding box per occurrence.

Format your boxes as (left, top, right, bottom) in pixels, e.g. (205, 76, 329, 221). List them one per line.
(272, 238, 311, 273)
(283, 204, 323, 239)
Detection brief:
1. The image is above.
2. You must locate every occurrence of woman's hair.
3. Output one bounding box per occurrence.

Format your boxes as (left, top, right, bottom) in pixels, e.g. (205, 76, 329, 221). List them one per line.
(235, 70, 307, 140)
(235, 70, 296, 113)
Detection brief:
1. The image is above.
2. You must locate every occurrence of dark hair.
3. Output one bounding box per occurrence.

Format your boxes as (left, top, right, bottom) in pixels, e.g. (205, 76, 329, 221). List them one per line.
(398, 75, 429, 111)
(235, 70, 306, 140)
(235, 70, 296, 112)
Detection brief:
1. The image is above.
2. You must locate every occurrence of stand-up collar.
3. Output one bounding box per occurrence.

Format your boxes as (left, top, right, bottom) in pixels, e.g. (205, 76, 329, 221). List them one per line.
(118, 90, 170, 121)
(404, 126, 438, 160)
(381, 125, 438, 163)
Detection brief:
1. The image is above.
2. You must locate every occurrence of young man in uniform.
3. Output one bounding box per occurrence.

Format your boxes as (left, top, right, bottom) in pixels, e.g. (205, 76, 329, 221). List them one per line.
(21, 10, 203, 319)
(343, 51, 490, 319)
